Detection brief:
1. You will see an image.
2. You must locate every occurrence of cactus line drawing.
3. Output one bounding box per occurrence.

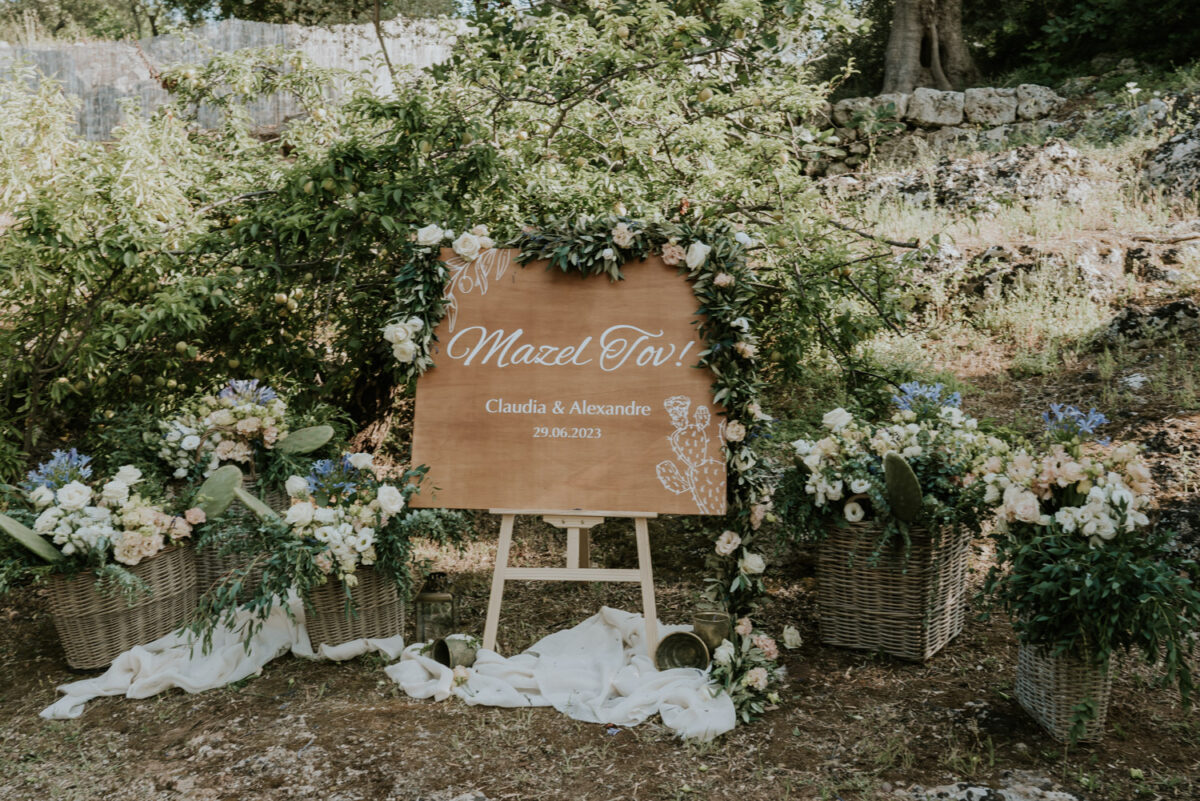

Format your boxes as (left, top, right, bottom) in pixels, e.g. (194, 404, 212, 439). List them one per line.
(655, 395, 726, 514)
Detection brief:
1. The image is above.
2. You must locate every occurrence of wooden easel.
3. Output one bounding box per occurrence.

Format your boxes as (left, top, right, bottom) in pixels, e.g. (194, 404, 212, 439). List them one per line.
(482, 509, 659, 662)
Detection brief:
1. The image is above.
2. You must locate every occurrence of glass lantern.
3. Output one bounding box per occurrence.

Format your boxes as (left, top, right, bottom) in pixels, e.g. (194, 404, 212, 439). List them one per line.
(414, 573, 457, 643)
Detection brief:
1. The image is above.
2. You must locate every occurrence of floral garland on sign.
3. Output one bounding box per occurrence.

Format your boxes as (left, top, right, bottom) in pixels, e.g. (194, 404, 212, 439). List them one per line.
(382, 216, 773, 617)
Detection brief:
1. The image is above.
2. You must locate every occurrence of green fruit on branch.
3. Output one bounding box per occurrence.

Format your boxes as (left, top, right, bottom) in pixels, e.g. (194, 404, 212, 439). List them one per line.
(883, 452, 923, 523)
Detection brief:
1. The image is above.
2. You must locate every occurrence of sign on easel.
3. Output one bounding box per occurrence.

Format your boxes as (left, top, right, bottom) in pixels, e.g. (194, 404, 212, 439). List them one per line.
(409, 248, 726, 514)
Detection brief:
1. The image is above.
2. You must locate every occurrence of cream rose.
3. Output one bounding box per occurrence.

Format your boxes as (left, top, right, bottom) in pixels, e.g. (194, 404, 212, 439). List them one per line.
(685, 241, 711, 269)
(383, 323, 410, 344)
(452, 232, 482, 261)
(724, 420, 746, 442)
(285, 502, 315, 526)
(114, 465, 143, 485)
(416, 224, 444, 247)
(611, 222, 634, 248)
(392, 340, 418, 363)
(714, 530, 741, 556)
(376, 484, 406, 515)
(739, 552, 766, 575)
(55, 481, 92, 511)
(822, 407, 854, 431)
(347, 452, 375, 471)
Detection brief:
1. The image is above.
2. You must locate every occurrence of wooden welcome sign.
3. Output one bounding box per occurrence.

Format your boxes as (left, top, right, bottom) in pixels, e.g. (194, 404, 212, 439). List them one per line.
(409, 248, 727, 515)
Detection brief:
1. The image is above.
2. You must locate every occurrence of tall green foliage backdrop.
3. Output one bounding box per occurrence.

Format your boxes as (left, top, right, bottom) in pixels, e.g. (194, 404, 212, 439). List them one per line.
(0, 1, 912, 483)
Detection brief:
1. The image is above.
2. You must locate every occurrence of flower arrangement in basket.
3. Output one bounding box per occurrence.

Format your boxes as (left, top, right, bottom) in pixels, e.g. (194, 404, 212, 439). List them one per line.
(152, 379, 332, 483)
(187, 452, 470, 651)
(0, 450, 202, 669)
(780, 384, 1003, 660)
(981, 405, 1200, 743)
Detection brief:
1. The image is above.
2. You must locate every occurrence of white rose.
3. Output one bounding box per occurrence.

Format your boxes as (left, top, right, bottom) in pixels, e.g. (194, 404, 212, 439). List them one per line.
(101, 480, 130, 506)
(724, 420, 746, 443)
(210, 409, 235, 427)
(114, 465, 143, 485)
(173, 467, 188, 479)
(392, 340, 418, 363)
(782, 625, 803, 649)
(181, 435, 202, 452)
(712, 640, 735, 665)
(739, 552, 766, 575)
(314, 507, 339, 525)
(849, 479, 870, 494)
(843, 501, 865, 523)
(29, 485, 55, 508)
(416, 223, 444, 247)
(33, 507, 61, 533)
(470, 224, 489, 237)
(822, 407, 854, 431)
(734, 231, 753, 246)
(347, 452, 374, 471)
(478, 236, 494, 250)
(376, 484, 405, 515)
(383, 323, 410, 344)
(55, 481, 92, 511)
(685, 241, 711, 269)
(285, 502, 315, 526)
(285, 475, 310, 497)
(404, 316, 424, 334)
(714, 530, 741, 556)
(453, 232, 482, 261)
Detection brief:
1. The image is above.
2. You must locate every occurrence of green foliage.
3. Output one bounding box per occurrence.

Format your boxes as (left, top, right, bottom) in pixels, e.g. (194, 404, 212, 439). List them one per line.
(983, 525, 1200, 711)
(883, 451, 922, 523)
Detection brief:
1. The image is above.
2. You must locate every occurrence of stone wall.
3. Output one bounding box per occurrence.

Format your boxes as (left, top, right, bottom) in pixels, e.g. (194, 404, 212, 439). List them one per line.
(0, 18, 453, 140)
(814, 85, 1066, 175)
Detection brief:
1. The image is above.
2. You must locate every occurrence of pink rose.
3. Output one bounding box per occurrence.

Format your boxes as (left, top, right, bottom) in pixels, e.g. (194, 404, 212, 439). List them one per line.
(713, 273, 735, 287)
(661, 242, 685, 266)
(752, 635, 779, 660)
(184, 507, 206, 525)
(735, 617, 752, 637)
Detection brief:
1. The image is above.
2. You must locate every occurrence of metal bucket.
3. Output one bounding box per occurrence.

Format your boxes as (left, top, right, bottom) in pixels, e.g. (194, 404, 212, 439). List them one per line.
(655, 631, 709, 670)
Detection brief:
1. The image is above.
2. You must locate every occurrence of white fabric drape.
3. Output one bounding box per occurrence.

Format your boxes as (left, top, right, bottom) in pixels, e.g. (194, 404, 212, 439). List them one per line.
(387, 607, 736, 741)
(40, 603, 736, 741)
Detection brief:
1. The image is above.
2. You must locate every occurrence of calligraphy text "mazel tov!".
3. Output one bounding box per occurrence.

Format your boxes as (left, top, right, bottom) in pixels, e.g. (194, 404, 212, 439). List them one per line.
(443, 325, 697, 372)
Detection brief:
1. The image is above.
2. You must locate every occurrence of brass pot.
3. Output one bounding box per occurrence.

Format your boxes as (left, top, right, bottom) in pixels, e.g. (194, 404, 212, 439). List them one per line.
(432, 635, 477, 668)
(655, 631, 709, 670)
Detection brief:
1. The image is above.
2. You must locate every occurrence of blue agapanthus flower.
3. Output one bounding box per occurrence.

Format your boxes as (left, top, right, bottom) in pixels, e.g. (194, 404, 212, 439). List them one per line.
(25, 449, 93, 491)
(892, 382, 962, 415)
(218, 379, 278, 405)
(1043, 404, 1108, 441)
(306, 454, 366, 498)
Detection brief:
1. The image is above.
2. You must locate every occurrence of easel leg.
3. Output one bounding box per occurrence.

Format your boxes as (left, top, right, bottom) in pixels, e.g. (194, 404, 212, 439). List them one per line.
(483, 514, 515, 652)
(635, 517, 658, 664)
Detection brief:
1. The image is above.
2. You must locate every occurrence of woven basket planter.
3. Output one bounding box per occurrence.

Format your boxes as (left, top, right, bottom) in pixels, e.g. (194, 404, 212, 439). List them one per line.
(817, 521, 971, 661)
(305, 566, 405, 648)
(46, 546, 197, 670)
(194, 547, 266, 600)
(1015, 644, 1113, 743)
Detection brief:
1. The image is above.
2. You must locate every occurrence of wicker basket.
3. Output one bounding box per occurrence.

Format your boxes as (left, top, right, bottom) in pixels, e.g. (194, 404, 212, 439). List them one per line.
(194, 547, 267, 599)
(817, 521, 971, 661)
(304, 566, 405, 648)
(1015, 644, 1112, 743)
(46, 546, 197, 670)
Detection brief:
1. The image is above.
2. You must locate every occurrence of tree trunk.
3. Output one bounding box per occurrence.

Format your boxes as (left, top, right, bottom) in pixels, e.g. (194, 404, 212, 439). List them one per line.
(881, 0, 978, 94)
